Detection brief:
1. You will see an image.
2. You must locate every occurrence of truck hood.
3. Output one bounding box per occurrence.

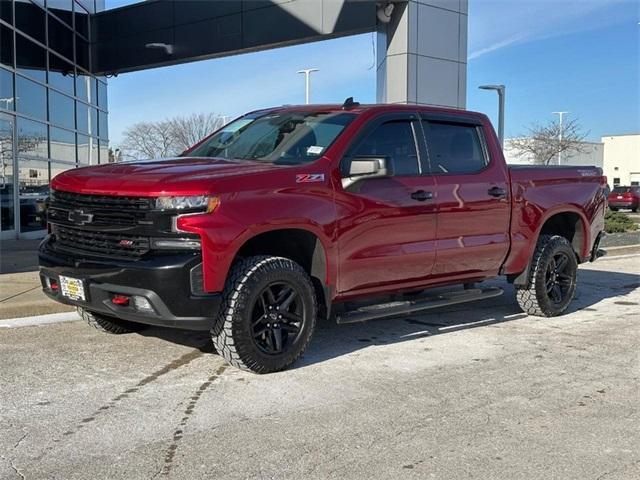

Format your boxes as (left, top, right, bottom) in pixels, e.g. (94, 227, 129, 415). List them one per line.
(51, 157, 284, 196)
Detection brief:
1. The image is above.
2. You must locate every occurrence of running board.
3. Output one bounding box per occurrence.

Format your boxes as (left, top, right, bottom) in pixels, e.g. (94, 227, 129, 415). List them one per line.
(335, 287, 504, 325)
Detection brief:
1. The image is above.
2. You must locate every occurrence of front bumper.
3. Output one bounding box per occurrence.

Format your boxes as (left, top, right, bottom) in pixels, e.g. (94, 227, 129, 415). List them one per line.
(39, 236, 221, 331)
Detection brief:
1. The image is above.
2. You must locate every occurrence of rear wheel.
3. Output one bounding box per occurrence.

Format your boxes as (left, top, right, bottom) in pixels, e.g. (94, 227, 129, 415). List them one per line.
(78, 307, 146, 334)
(515, 235, 578, 317)
(211, 256, 317, 374)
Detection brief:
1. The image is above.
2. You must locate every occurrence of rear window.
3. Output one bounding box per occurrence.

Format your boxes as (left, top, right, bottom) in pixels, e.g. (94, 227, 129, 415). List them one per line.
(612, 187, 632, 193)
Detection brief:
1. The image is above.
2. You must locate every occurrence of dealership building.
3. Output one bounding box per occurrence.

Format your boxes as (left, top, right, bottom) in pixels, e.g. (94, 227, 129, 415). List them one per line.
(0, 0, 471, 240)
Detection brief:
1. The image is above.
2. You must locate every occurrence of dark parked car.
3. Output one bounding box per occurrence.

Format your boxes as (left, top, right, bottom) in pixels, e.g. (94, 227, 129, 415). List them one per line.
(608, 186, 640, 212)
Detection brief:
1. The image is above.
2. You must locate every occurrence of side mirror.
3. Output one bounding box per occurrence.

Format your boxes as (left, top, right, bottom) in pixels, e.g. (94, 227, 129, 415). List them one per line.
(342, 156, 393, 188)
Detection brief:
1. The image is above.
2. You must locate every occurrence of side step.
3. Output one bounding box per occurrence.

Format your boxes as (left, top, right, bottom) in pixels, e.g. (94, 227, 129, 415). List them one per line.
(335, 287, 504, 325)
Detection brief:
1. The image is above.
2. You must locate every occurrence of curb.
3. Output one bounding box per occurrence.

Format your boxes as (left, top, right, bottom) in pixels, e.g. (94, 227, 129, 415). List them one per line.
(0, 311, 80, 329)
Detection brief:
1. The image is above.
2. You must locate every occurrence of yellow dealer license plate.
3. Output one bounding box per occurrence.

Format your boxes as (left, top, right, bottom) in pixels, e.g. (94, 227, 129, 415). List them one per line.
(59, 276, 86, 302)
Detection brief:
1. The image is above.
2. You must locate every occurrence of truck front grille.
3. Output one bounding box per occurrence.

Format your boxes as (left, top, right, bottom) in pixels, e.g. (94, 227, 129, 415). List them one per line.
(52, 225, 151, 260)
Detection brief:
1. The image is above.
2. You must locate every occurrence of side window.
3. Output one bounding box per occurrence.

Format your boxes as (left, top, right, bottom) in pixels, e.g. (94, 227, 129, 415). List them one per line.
(424, 121, 487, 174)
(351, 120, 420, 176)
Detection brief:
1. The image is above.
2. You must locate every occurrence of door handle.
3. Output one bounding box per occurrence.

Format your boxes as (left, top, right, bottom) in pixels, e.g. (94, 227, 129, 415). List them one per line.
(410, 190, 433, 201)
(487, 186, 507, 198)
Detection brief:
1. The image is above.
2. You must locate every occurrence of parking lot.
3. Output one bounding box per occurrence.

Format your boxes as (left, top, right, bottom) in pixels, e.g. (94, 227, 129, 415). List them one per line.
(1, 254, 639, 480)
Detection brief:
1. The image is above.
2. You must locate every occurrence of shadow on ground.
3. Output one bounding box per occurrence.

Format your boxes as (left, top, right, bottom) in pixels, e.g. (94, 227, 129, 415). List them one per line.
(133, 267, 639, 370)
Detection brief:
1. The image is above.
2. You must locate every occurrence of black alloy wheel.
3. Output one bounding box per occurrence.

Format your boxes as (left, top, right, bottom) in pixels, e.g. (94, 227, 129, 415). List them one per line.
(544, 251, 574, 305)
(251, 281, 305, 355)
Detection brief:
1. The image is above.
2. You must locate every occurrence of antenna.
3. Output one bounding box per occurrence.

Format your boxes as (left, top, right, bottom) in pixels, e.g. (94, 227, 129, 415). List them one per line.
(342, 97, 360, 110)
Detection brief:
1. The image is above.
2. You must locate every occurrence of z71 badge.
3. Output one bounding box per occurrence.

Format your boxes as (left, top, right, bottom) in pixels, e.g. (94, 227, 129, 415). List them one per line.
(296, 174, 325, 183)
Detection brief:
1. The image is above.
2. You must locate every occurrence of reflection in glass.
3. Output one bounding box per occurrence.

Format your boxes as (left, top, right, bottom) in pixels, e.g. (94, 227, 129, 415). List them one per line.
(0, 68, 14, 111)
(50, 127, 76, 163)
(0, 115, 15, 231)
(51, 161, 76, 183)
(48, 14, 74, 61)
(15, 0, 46, 44)
(17, 118, 48, 159)
(49, 90, 75, 130)
(16, 34, 47, 82)
(49, 0, 74, 27)
(76, 35, 89, 71)
(98, 110, 108, 138)
(16, 76, 47, 121)
(20, 197, 48, 232)
(76, 71, 90, 103)
(99, 139, 110, 163)
(18, 158, 49, 196)
(98, 81, 108, 110)
(0, 25, 13, 67)
(77, 133, 89, 164)
(49, 53, 75, 95)
(75, 1, 90, 38)
(90, 136, 98, 164)
(0, 0, 13, 25)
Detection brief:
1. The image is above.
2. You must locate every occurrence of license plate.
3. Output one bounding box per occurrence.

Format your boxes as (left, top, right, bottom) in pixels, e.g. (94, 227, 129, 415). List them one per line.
(59, 276, 86, 302)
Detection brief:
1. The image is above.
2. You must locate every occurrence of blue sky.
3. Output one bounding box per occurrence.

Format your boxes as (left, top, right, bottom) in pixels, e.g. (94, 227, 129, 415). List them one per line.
(107, 0, 639, 146)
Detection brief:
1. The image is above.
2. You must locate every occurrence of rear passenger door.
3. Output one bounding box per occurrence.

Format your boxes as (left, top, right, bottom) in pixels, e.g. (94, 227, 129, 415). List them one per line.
(335, 113, 437, 294)
(421, 115, 511, 279)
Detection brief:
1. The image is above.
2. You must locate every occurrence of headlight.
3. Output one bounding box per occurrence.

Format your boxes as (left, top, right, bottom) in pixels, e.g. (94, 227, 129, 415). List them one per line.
(155, 195, 218, 212)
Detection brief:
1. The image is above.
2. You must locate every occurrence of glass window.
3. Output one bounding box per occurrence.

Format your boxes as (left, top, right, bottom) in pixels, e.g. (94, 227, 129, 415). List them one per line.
(97, 81, 108, 110)
(0, 68, 14, 111)
(0, 25, 13, 67)
(76, 101, 88, 133)
(76, 35, 89, 71)
(90, 136, 98, 164)
(15, 33, 46, 82)
(98, 139, 110, 163)
(75, 70, 90, 102)
(188, 111, 355, 165)
(17, 117, 47, 158)
(0, 0, 13, 25)
(89, 76, 97, 105)
(0, 115, 15, 232)
(48, 14, 74, 61)
(18, 157, 48, 196)
(424, 122, 487, 174)
(48, 53, 75, 96)
(16, 75, 46, 121)
(49, 90, 75, 130)
(15, 0, 46, 44)
(50, 126, 76, 162)
(352, 120, 420, 176)
(77, 133, 89, 164)
(98, 110, 108, 139)
(75, 1, 90, 38)
(20, 195, 49, 231)
(49, 0, 73, 27)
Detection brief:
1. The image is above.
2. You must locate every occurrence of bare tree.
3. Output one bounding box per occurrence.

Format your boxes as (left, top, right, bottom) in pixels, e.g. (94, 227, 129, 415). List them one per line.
(169, 113, 225, 152)
(120, 120, 179, 159)
(510, 118, 589, 165)
(119, 112, 225, 160)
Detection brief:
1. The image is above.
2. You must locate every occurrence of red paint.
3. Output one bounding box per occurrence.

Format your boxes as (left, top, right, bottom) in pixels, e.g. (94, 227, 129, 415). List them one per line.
(607, 186, 640, 211)
(51, 104, 606, 298)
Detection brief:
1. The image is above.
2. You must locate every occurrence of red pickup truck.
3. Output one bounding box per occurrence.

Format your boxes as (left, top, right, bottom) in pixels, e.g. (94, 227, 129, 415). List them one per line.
(40, 102, 607, 373)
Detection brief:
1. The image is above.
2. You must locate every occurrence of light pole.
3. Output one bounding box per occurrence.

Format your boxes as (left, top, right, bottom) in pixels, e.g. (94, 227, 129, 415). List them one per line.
(552, 111, 569, 165)
(296, 68, 319, 104)
(479, 85, 505, 147)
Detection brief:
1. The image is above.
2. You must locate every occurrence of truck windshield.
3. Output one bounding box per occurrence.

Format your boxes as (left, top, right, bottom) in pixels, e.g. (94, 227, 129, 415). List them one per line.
(186, 111, 355, 164)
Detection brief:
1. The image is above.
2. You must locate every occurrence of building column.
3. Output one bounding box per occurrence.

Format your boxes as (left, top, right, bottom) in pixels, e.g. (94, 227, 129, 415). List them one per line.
(377, 0, 468, 109)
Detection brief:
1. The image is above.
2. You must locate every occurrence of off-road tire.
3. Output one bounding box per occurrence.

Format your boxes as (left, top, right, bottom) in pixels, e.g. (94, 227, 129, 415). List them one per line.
(79, 307, 146, 334)
(515, 235, 578, 317)
(211, 256, 317, 374)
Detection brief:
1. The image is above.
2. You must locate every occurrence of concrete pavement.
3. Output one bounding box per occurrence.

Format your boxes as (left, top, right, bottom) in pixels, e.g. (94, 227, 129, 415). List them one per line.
(0, 254, 638, 479)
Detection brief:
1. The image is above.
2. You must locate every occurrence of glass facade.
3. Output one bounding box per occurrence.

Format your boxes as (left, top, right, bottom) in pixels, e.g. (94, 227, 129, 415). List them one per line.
(0, 0, 108, 237)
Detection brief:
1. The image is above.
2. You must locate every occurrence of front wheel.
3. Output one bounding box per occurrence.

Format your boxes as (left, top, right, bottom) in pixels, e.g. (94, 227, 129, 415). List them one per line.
(515, 235, 578, 317)
(78, 307, 146, 334)
(211, 256, 317, 374)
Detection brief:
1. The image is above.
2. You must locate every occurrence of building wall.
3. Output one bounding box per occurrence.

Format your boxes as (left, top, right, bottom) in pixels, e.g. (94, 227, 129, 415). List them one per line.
(0, 0, 108, 236)
(602, 134, 640, 187)
(503, 138, 604, 167)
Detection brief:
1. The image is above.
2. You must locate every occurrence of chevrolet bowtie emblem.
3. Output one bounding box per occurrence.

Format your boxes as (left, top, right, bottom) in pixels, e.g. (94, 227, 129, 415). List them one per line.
(68, 209, 94, 225)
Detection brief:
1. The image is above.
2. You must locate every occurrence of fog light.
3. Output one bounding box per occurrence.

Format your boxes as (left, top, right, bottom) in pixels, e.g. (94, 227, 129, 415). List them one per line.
(111, 295, 130, 306)
(133, 296, 154, 313)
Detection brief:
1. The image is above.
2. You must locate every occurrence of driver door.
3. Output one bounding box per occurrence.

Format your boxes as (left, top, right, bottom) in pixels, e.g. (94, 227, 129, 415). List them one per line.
(334, 113, 437, 295)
